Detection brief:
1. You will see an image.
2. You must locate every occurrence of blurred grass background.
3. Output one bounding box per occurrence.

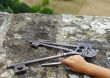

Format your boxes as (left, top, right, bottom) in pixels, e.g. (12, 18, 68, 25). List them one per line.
(21, 0, 110, 16)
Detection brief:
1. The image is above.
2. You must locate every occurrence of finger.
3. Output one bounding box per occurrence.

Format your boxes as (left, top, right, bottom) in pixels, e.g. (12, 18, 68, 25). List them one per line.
(68, 55, 81, 60)
(61, 59, 75, 67)
(59, 56, 67, 61)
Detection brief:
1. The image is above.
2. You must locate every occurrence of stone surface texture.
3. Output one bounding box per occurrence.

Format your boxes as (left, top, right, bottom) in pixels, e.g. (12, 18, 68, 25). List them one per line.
(0, 12, 110, 78)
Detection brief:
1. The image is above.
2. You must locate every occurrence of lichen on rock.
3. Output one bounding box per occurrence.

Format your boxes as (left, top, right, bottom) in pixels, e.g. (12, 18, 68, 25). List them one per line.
(0, 13, 110, 78)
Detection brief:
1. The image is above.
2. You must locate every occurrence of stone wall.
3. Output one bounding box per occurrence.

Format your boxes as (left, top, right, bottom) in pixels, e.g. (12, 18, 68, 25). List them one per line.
(0, 12, 110, 78)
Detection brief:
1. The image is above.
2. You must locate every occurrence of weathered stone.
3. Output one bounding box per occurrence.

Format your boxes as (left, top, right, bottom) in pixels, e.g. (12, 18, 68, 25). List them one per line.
(0, 12, 110, 78)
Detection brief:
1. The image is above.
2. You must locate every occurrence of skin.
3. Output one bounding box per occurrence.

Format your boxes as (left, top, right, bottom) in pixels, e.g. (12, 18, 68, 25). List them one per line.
(61, 55, 110, 78)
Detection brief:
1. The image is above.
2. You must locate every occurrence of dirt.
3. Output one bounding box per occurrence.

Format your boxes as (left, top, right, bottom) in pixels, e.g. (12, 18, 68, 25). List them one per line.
(21, 0, 110, 16)
(79, 0, 110, 16)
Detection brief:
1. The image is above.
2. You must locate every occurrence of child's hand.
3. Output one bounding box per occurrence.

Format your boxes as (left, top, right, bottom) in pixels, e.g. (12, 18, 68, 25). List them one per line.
(61, 55, 88, 73)
(61, 55, 110, 78)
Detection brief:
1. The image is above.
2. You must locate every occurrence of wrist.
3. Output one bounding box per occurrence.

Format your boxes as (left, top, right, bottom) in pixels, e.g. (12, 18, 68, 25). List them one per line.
(83, 63, 92, 74)
(83, 63, 98, 76)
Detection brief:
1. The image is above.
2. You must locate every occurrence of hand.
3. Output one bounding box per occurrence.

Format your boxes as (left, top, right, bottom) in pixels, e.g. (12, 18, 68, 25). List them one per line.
(62, 55, 110, 78)
(61, 55, 88, 73)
